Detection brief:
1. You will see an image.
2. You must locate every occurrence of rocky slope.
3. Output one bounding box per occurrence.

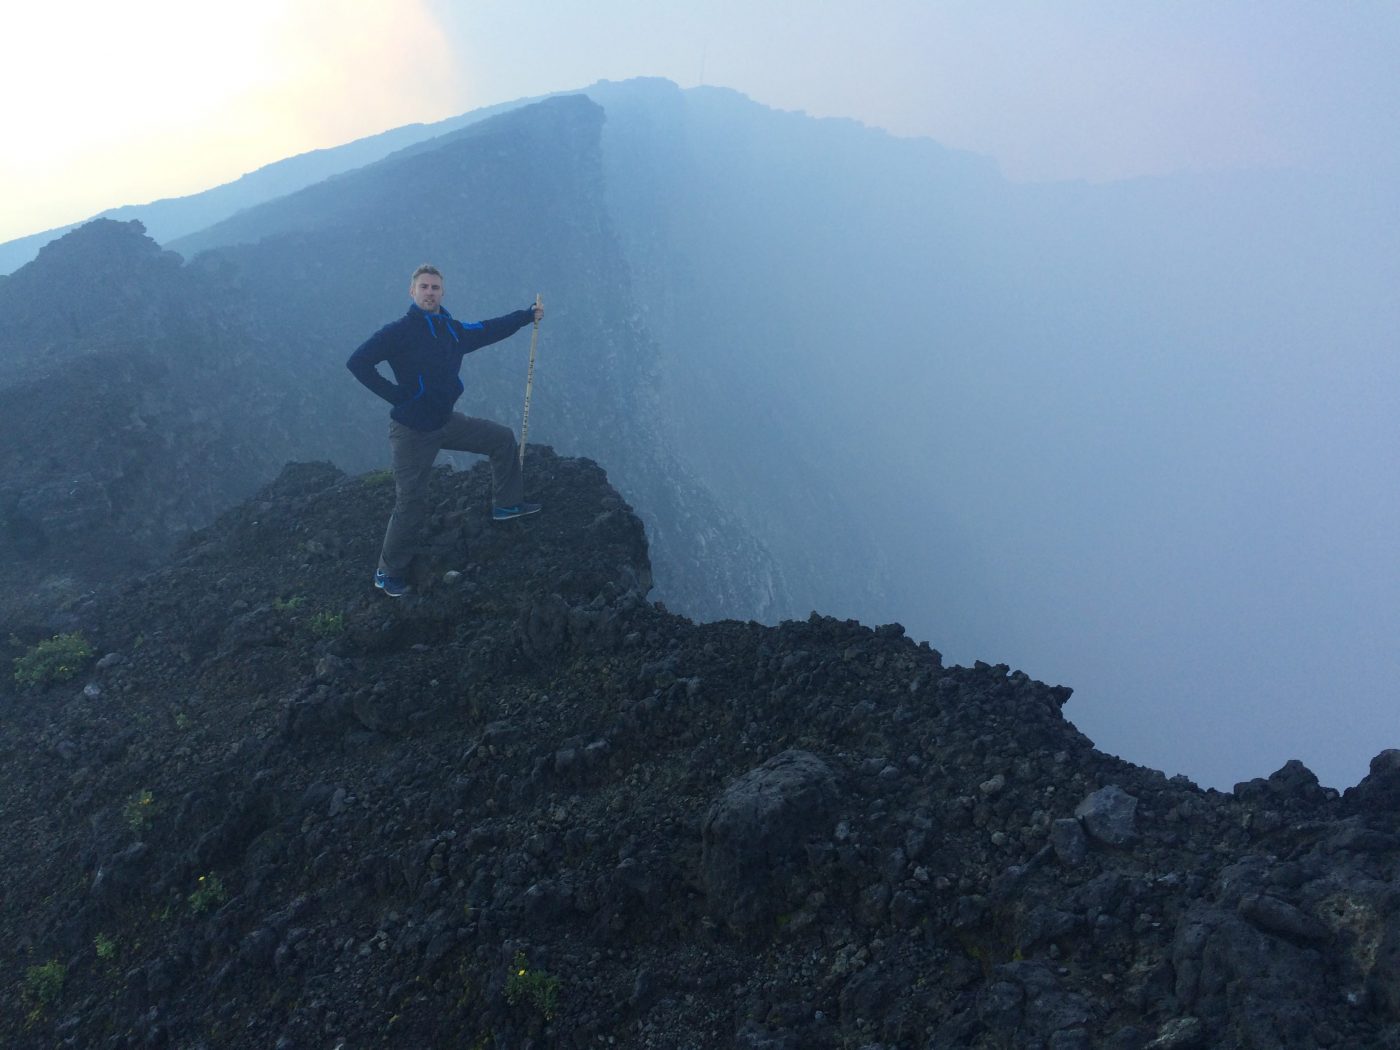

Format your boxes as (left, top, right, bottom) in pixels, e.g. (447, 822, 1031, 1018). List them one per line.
(2, 449, 1397, 1049)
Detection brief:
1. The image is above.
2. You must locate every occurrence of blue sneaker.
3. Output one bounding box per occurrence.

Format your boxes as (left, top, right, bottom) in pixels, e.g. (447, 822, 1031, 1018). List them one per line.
(374, 569, 410, 597)
(492, 502, 542, 521)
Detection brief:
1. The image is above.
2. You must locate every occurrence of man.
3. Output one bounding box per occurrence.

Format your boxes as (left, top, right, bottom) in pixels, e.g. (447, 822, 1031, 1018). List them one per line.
(347, 264, 543, 598)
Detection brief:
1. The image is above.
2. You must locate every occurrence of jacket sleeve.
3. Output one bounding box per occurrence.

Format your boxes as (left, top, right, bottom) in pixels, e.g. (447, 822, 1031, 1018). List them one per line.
(346, 325, 406, 404)
(460, 309, 535, 353)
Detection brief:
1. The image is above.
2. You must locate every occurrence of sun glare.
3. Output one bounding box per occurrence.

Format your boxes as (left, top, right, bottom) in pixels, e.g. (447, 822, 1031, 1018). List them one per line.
(0, 0, 464, 241)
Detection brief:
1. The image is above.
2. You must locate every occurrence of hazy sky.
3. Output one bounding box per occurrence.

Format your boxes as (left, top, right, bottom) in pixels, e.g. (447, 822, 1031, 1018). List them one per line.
(4, 1, 1398, 244)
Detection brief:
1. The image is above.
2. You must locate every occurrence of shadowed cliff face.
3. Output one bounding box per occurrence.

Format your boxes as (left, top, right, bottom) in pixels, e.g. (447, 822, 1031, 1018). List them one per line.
(2, 449, 1399, 1049)
(577, 79, 1400, 793)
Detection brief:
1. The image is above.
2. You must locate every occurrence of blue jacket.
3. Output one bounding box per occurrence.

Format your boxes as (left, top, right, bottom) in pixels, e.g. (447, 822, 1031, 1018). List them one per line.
(347, 303, 535, 431)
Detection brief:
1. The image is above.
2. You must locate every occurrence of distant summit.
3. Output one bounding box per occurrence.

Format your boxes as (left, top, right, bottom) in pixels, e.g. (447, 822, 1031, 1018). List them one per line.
(0, 98, 533, 277)
(0, 219, 183, 381)
(29, 216, 166, 266)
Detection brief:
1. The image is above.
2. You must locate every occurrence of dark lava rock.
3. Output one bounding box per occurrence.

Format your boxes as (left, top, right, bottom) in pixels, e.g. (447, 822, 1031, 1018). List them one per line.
(1051, 816, 1089, 866)
(1074, 784, 1138, 846)
(1234, 758, 1329, 806)
(1345, 748, 1400, 814)
(1172, 901, 1324, 1048)
(701, 749, 840, 930)
(1, 449, 1395, 1050)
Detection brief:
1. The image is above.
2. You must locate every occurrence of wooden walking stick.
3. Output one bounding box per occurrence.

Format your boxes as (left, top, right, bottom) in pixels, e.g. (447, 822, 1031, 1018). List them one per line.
(519, 293, 542, 468)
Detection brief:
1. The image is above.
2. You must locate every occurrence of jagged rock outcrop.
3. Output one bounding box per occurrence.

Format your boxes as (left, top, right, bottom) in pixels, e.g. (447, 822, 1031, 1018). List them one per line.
(1, 450, 1397, 1048)
(1345, 750, 1400, 814)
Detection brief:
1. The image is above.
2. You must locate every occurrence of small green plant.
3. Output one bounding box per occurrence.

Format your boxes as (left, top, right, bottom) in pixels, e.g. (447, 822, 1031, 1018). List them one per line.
(94, 933, 118, 960)
(22, 960, 65, 1007)
(188, 873, 227, 914)
(362, 468, 394, 487)
(13, 632, 92, 686)
(272, 595, 307, 612)
(506, 951, 560, 1020)
(308, 611, 345, 637)
(124, 788, 154, 832)
(173, 710, 191, 731)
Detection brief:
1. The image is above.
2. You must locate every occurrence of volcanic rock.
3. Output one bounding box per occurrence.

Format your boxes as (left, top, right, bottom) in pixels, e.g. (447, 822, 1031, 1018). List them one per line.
(1, 451, 1397, 1049)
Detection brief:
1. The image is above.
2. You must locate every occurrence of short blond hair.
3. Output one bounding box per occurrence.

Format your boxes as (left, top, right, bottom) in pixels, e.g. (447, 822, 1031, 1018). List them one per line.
(410, 264, 442, 282)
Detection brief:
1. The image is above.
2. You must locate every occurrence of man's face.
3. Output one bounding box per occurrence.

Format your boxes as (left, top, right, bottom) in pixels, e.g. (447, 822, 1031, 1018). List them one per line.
(409, 272, 444, 313)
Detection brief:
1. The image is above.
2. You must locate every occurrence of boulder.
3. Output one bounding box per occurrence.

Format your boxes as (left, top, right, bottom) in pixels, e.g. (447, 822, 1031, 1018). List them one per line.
(1345, 749, 1400, 814)
(1074, 785, 1138, 846)
(700, 750, 840, 930)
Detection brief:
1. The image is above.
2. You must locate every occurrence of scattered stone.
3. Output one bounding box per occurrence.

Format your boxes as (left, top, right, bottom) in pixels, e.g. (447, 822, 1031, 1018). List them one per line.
(1050, 818, 1089, 866)
(1237, 894, 1330, 945)
(1074, 785, 1138, 846)
(1145, 1016, 1205, 1049)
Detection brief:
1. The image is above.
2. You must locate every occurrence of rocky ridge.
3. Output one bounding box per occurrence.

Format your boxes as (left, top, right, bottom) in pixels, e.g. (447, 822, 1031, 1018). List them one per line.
(2, 93, 790, 633)
(2, 450, 1399, 1049)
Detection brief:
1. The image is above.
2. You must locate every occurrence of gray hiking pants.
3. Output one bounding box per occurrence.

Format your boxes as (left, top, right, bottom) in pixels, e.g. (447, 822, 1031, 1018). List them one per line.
(378, 413, 522, 576)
